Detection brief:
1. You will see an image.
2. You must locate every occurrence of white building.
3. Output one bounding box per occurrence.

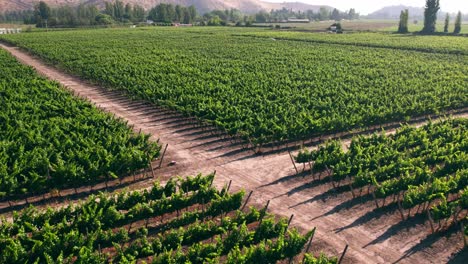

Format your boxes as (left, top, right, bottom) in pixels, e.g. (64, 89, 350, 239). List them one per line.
(287, 18, 310, 23)
(0, 28, 21, 34)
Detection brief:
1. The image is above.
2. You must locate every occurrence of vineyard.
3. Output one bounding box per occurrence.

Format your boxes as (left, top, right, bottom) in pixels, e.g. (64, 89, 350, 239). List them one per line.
(0, 174, 337, 263)
(294, 118, 468, 235)
(236, 31, 468, 55)
(1, 27, 466, 147)
(0, 49, 160, 199)
(0, 25, 467, 263)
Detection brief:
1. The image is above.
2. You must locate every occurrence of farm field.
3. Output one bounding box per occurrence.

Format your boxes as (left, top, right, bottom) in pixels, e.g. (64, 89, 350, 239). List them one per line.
(381, 21, 468, 34)
(1, 27, 467, 147)
(0, 174, 336, 263)
(294, 119, 468, 236)
(0, 49, 160, 199)
(0, 43, 343, 264)
(254, 20, 468, 34)
(237, 30, 468, 55)
(1, 25, 467, 264)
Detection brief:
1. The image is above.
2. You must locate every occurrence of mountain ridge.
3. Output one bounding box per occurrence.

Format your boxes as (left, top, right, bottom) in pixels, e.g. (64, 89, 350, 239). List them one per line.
(365, 5, 464, 20)
(0, 0, 334, 14)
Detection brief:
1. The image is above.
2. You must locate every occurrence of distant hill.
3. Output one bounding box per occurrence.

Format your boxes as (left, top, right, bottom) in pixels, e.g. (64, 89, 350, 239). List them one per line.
(365, 5, 467, 20)
(269, 2, 334, 13)
(0, 0, 334, 14)
(366, 5, 426, 20)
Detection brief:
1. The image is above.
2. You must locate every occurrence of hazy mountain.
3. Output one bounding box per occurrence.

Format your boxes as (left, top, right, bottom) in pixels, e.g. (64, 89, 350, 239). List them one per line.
(365, 5, 462, 20)
(268, 2, 334, 13)
(0, 0, 334, 14)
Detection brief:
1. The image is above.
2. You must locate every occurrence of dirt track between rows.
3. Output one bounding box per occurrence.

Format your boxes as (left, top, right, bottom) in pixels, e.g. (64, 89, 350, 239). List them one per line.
(1, 43, 466, 263)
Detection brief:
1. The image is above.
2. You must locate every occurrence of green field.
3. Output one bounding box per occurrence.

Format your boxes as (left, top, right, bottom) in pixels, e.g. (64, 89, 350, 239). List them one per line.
(0, 49, 159, 198)
(294, 118, 468, 242)
(0, 174, 335, 263)
(382, 21, 468, 34)
(237, 30, 468, 54)
(2, 27, 467, 146)
(254, 20, 468, 34)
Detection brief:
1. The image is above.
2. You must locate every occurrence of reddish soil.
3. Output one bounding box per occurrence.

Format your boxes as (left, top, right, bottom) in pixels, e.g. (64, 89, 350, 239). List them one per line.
(1, 43, 467, 263)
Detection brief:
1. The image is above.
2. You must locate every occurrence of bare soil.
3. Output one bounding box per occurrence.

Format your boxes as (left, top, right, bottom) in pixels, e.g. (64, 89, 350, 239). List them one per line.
(1, 43, 466, 264)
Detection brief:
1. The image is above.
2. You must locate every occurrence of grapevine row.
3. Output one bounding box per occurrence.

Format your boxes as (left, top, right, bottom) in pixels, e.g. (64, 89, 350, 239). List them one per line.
(0, 49, 160, 199)
(1, 28, 466, 146)
(294, 119, 467, 234)
(0, 174, 337, 263)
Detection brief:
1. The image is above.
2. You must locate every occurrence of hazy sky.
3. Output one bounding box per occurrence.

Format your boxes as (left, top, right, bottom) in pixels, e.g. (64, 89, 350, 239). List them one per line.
(266, 0, 468, 15)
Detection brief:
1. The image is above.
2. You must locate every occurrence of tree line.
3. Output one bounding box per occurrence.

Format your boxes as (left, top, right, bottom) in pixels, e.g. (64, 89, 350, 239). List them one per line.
(147, 3, 197, 24)
(0, 1, 149, 27)
(1, 1, 360, 28)
(196, 7, 359, 27)
(254, 7, 359, 23)
(398, 0, 463, 34)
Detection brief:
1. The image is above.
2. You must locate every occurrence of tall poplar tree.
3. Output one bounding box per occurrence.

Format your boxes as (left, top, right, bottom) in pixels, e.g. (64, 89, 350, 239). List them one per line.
(454, 11, 462, 34)
(422, 0, 440, 34)
(34, 1, 50, 29)
(398, 9, 409, 33)
(444, 13, 449, 33)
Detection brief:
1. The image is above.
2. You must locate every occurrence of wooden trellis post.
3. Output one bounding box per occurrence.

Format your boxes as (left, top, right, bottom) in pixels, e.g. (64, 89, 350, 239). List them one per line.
(259, 200, 270, 225)
(427, 210, 435, 234)
(158, 144, 168, 168)
(226, 180, 232, 193)
(149, 161, 156, 178)
(287, 214, 294, 228)
(301, 227, 316, 263)
(241, 190, 254, 211)
(371, 191, 379, 208)
(288, 150, 299, 175)
(338, 244, 349, 264)
(347, 176, 355, 198)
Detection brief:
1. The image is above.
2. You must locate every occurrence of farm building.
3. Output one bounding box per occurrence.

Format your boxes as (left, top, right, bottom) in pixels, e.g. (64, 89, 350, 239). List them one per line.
(0, 28, 22, 34)
(173, 23, 193, 27)
(287, 18, 310, 23)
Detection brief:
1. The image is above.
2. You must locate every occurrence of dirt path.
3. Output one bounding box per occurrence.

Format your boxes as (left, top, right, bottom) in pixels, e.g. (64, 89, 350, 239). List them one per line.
(1, 43, 466, 264)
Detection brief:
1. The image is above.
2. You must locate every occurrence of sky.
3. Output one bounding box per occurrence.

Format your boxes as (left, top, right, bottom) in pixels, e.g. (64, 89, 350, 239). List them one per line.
(265, 0, 468, 15)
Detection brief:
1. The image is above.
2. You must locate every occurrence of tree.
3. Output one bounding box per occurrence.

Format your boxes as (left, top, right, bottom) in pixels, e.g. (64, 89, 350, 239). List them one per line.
(331, 8, 340, 21)
(348, 8, 358, 20)
(132, 5, 145, 23)
(175, 5, 183, 22)
(454, 11, 462, 34)
(34, 1, 50, 29)
(422, 0, 440, 34)
(124, 3, 132, 21)
(188, 6, 197, 22)
(319, 7, 330, 21)
(398, 9, 409, 33)
(255, 11, 269, 23)
(182, 9, 191, 24)
(104, 2, 114, 18)
(208, 15, 221, 26)
(113, 0, 125, 21)
(444, 13, 450, 33)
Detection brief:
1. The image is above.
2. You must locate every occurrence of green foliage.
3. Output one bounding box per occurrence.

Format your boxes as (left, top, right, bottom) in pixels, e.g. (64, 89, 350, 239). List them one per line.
(238, 30, 468, 55)
(398, 9, 409, 33)
(147, 3, 197, 24)
(444, 13, 450, 33)
(454, 11, 462, 34)
(299, 119, 467, 226)
(95, 14, 114, 25)
(208, 15, 222, 26)
(2, 28, 466, 147)
(0, 174, 330, 263)
(422, 0, 440, 34)
(303, 253, 338, 264)
(0, 50, 160, 198)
